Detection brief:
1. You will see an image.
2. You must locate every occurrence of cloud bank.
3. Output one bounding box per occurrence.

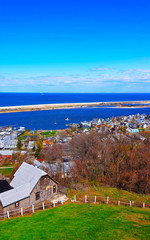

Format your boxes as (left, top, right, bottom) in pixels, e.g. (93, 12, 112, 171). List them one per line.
(0, 67, 150, 92)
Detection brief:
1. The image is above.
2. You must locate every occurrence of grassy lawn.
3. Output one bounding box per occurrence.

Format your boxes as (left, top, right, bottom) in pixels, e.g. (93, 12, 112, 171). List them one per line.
(0, 204, 150, 240)
(1, 163, 14, 167)
(17, 136, 24, 140)
(67, 186, 150, 203)
(0, 168, 13, 176)
(40, 131, 56, 137)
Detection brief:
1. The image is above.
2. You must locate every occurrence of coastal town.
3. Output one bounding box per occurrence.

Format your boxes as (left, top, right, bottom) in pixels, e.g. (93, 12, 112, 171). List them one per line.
(0, 113, 150, 177)
(1, 0, 150, 238)
(0, 111, 150, 218)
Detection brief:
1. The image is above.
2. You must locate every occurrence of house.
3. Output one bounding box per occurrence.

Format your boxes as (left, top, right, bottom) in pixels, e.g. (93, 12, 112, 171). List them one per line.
(39, 161, 75, 178)
(0, 150, 14, 159)
(27, 141, 35, 150)
(131, 129, 139, 133)
(0, 140, 4, 149)
(43, 140, 52, 148)
(0, 162, 58, 214)
(4, 139, 18, 150)
(80, 121, 91, 128)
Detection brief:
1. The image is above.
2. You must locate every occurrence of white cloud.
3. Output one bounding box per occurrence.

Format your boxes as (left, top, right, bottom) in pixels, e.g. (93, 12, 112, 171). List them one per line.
(135, 69, 150, 73)
(0, 66, 150, 92)
(91, 67, 115, 71)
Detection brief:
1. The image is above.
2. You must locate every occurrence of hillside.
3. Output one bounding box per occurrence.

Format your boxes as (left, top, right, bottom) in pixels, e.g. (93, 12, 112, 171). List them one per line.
(0, 203, 150, 240)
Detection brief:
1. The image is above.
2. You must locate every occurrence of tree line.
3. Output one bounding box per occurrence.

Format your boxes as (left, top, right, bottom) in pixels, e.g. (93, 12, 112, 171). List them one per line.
(40, 131, 150, 194)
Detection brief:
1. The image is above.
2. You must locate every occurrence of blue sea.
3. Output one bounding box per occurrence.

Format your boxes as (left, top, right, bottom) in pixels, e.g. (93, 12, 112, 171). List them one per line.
(0, 93, 150, 130)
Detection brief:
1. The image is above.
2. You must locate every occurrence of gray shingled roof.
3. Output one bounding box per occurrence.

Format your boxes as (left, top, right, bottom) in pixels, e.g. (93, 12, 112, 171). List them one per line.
(0, 162, 47, 208)
(0, 183, 30, 207)
(10, 162, 46, 192)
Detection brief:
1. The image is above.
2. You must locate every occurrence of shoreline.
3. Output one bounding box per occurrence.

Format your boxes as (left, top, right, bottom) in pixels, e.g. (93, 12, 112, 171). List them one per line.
(0, 100, 150, 113)
(102, 105, 150, 109)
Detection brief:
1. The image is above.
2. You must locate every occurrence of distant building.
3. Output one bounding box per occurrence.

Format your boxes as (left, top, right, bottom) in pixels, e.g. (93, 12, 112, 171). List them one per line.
(80, 121, 91, 128)
(131, 129, 139, 133)
(4, 140, 17, 150)
(0, 150, 14, 159)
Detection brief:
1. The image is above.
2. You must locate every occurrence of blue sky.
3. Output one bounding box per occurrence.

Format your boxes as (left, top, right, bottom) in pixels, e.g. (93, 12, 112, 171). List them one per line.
(0, 0, 150, 92)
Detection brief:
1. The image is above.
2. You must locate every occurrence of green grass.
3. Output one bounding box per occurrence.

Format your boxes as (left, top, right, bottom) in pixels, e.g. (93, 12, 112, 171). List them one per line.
(0, 204, 150, 240)
(1, 163, 13, 167)
(0, 168, 13, 176)
(40, 131, 56, 136)
(67, 186, 150, 203)
(17, 136, 24, 140)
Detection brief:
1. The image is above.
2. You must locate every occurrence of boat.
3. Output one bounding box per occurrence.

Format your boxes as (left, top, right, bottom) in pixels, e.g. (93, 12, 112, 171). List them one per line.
(54, 121, 57, 125)
(65, 118, 69, 121)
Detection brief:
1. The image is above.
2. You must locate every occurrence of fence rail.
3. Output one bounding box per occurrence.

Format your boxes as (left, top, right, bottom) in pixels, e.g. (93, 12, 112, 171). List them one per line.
(71, 195, 150, 209)
(0, 195, 149, 220)
(0, 199, 63, 220)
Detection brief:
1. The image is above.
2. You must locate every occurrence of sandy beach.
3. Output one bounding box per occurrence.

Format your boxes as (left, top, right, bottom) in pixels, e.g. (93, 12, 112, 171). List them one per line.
(104, 105, 150, 109)
(0, 100, 150, 113)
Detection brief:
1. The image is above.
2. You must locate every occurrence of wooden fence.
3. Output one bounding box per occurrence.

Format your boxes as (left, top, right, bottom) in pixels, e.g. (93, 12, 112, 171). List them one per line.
(71, 195, 150, 209)
(0, 199, 64, 220)
(0, 195, 149, 220)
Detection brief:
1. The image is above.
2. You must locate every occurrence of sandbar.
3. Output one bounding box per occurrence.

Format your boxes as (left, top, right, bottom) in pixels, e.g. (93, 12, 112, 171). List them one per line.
(0, 100, 150, 113)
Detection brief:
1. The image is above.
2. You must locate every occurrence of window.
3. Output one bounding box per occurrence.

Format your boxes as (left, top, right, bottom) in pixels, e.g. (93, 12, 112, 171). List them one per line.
(35, 191, 40, 200)
(53, 185, 56, 194)
(15, 202, 19, 208)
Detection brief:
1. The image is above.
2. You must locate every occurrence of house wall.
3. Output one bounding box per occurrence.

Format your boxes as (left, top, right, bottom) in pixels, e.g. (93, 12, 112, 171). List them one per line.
(0, 155, 12, 160)
(30, 175, 57, 205)
(0, 202, 3, 214)
(2, 197, 30, 215)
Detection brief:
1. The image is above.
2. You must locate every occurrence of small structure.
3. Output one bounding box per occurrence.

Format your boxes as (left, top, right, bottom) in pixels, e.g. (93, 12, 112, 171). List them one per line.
(0, 150, 14, 159)
(4, 139, 18, 150)
(0, 162, 58, 214)
(27, 141, 35, 150)
(80, 121, 91, 128)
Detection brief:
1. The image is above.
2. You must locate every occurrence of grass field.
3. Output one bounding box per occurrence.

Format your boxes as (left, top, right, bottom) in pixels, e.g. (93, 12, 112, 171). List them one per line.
(0, 204, 150, 240)
(40, 130, 56, 137)
(0, 167, 13, 176)
(67, 186, 150, 203)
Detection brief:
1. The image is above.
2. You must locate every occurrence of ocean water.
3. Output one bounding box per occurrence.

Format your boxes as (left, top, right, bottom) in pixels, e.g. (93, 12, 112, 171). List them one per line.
(0, 93, 150, 130)
(0, 93, 150, 106)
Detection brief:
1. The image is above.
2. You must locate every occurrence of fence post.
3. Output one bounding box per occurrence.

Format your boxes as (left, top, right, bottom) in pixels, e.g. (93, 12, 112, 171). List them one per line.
(42, 202, 45, 210)
(7, 211, 10, 219)
(74, 195, 76, 202)
(94, 196, 96, 203)
(32, 205, 34, 213)
(130, 201, 132, 207)
(106, 196, 109, 204)
(85, 195, 87, 203)
(21, 208, 23, 216)
(53, 201, 55, 207)
(143, 202, 145, 208)
(118, 200, 120, 206)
